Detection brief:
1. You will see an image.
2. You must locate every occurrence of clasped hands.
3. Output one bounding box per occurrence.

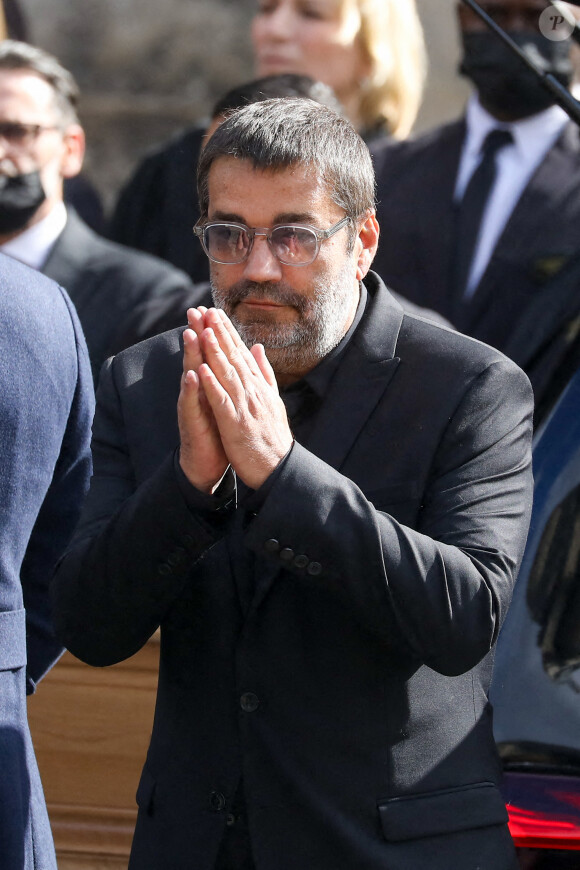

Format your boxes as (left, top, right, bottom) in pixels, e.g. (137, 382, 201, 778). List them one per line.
(177, 306, 293, 493)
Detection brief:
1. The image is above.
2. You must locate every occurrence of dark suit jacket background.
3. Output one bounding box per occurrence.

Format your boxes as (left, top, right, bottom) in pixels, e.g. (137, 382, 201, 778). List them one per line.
(372, 119, 580, 408)
(109, 126, 209, 283)
(41, 209, 196, 383)
(53, 273, 532, 870)
(0, 254, 93, 869)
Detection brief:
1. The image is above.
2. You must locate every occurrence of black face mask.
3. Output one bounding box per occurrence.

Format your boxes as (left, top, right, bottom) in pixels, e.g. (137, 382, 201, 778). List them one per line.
(0, 170, 46, 235)
(459, 31, 574, 119)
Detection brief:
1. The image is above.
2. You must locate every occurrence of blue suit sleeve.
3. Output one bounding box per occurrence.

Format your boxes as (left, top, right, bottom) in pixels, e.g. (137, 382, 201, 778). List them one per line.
(23, 292, 94, 693)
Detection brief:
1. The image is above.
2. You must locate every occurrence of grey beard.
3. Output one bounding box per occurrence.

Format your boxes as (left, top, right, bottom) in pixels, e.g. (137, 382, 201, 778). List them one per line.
(210, 266, 355, 376)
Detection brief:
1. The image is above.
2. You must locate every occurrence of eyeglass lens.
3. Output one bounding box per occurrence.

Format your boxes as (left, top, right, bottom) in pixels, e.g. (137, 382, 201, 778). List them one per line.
(0, 122, 40, 144)
(204, 224, 318, 265)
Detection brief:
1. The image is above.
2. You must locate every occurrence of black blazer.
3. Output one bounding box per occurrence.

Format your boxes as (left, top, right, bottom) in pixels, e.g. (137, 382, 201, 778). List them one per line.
(41, 209, 195, 383)
(108, 126, 209, 283)
(372, 119, 580, 404)
(52, 273, 533, 870)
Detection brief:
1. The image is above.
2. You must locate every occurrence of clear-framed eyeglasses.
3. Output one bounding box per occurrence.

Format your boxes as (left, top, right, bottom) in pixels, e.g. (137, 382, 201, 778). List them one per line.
(193, 216, 350, 267)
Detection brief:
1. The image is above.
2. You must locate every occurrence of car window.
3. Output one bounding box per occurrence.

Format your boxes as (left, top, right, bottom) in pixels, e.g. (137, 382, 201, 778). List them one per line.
(527, 484, 580, 683)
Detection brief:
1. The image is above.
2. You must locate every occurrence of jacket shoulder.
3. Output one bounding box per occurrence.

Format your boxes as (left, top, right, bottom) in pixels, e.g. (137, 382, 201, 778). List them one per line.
(77, 214, 191, 278)
(49, 212, 193, 291)
(398, 309, 531, 390)
(1, 252, 78, 330)
(129, 124, 205, 171)
(373, 119, 465, 177)
(2, 250, 63, 298)
(106, 326, 184, 389)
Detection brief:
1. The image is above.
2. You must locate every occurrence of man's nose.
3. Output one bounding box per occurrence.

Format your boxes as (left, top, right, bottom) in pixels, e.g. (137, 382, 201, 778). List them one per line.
(242, 235, 283, 282)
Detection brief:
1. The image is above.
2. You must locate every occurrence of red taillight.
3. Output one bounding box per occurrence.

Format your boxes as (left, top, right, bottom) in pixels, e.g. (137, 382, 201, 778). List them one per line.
(502, 772, 580, 850)
(508, 805, 580, 849)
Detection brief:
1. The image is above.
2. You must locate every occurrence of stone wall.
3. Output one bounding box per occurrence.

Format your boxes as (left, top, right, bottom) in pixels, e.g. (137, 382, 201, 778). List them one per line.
(23, 0, 468, 213)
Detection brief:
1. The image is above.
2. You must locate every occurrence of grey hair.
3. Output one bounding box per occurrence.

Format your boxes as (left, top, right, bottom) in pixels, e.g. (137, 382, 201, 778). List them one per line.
(197, 98, 376, 239)
(0, 40, 80, 125)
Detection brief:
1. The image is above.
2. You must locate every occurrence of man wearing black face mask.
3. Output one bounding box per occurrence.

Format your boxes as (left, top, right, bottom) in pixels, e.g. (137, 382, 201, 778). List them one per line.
(459, 4, 574, 119)
(0, 41, 198, 384)
(372, 0, 580, 422)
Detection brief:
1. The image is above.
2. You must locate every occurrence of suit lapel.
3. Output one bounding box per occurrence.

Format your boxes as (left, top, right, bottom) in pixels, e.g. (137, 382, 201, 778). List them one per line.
(493, 122, 579, 261)
(306, 284, 402, 470)
(249, 275, 403, 613)
(42, 209, 95, 311)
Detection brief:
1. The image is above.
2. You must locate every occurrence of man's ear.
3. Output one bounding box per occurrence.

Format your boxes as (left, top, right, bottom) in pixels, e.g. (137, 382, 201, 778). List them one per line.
(60, 124, 85, 179)
(355, 210, 379, 281)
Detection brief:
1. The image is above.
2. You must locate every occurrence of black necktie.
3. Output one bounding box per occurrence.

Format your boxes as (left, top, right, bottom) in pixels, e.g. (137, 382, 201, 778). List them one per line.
(453, 128, 514, 299)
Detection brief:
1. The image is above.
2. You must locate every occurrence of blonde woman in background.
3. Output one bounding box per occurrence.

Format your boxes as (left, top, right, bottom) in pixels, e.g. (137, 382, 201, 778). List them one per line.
(109, 0, 428, 275)
(252, 0, 427, 141)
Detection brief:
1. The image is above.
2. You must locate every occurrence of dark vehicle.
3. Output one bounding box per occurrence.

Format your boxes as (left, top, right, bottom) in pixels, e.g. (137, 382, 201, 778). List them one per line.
(491, 370, 580, 867)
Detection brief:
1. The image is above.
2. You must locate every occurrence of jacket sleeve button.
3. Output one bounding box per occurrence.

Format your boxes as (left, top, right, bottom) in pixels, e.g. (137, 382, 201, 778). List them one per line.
(307, 561, 322, 576)
(158, 563, 172, 576)
(279, 547, 294, 562)
(240, 692, 260, 712)
(264, 538, 280, 553)
(293, 554, 309, 569)
(209, 791, 227, 812)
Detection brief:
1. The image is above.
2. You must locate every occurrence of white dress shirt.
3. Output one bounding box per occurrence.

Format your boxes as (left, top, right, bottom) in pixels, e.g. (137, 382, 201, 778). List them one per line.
(455, 96, 568, 297)
(0, 201, 68, 271)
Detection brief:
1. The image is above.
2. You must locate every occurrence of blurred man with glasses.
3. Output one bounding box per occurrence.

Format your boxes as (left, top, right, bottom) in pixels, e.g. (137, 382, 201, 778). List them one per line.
(54, 98, 534, 870)
(0, 40, 195, 383)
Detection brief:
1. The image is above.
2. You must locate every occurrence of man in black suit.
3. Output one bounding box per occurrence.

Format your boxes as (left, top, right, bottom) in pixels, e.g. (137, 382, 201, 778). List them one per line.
(372, 0, 580, 414)
(0, 40, 196, 383)
(53, 98, 533, 870)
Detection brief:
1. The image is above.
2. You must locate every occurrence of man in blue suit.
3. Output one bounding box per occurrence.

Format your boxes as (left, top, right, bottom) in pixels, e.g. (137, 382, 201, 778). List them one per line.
(0, 252, 93, 869)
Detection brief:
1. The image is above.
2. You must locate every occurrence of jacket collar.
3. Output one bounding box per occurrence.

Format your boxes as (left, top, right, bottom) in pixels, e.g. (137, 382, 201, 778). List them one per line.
(42, 208, 94, 291)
